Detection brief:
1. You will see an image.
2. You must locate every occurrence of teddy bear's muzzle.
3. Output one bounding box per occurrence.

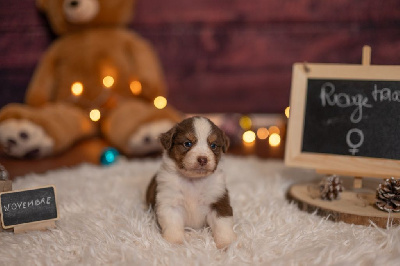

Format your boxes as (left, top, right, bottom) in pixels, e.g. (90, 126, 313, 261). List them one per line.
(63, 0, 99, 24)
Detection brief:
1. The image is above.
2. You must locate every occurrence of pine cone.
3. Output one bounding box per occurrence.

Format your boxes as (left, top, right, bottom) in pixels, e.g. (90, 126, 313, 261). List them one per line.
(0, 164, 8, 180)
(319, 175, 344, 200)
(376, 177, 400, 212)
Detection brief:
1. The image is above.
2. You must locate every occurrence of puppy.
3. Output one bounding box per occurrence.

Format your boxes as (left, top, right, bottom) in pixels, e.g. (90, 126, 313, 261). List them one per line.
(146, 116, 236, 249)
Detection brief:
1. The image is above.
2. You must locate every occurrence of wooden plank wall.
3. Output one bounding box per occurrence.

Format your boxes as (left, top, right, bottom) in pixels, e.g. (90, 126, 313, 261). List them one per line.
(0, 0, 399, 113)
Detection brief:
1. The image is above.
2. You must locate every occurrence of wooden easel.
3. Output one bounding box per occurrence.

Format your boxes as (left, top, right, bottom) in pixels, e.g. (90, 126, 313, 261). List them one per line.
(285, 45, 400, 178)
(286, 45, 400, 228)
(352, 45, 369, 190)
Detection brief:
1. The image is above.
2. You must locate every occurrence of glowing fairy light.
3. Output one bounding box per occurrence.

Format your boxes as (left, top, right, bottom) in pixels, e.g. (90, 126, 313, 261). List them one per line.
(90, 109, 101, 122)
(103, 76, 114, 88)
(257, 127, 269, 140)
(100, 147, 119, 165)
(242, 130, 256, 143)
(130, 81, 142, 95)
(268, 126, 280, 135)
(154, 96, 167, 109)
(71, 82, 83, 96)
(239, 116, 252, 130)
(269, 133, 281, 147)
(285, 106, 290, 118)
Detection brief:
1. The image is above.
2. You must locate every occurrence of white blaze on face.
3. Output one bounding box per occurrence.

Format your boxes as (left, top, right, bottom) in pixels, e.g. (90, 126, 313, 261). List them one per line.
(63, 0, 100, 23)
(182, 117, 216, 177)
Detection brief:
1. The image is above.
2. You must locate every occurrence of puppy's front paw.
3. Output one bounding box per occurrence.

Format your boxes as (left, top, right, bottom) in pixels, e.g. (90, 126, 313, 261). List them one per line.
(162, 229, 185, 245)
(215, 230, 237, 249)
(212, 216, 237, 249)
(128, 119, 174, 155)
(0, 119, 54, 158)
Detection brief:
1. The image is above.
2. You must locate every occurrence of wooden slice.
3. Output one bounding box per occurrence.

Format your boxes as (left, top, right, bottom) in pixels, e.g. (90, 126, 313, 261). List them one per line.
(287, 182, 400, 228)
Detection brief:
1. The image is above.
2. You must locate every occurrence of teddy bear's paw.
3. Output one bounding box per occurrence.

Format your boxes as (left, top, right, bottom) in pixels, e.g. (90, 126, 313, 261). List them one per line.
(128, 119, 174, 155)
(0, 119, 54, 159)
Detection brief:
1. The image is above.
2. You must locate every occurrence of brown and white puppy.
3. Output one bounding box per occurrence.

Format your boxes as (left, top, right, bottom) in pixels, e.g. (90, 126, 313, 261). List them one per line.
(146, 116, 236, 249)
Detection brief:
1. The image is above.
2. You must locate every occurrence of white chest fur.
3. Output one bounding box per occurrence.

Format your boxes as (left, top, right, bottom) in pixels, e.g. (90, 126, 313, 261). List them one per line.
(156, 156, 227, 229)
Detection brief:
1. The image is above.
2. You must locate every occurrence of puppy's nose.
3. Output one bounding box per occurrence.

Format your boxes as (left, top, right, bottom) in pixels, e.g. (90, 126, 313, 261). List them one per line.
(70, 0, 79, 7)
(143, 135, 151, 144)
(197, 156, 208, 166)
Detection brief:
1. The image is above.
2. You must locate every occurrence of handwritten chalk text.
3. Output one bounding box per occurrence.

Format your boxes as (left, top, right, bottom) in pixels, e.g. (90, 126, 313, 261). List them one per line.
(372, 85, 400, 103)
(3, 197, 52, 212)
(320, 82, 372, 123)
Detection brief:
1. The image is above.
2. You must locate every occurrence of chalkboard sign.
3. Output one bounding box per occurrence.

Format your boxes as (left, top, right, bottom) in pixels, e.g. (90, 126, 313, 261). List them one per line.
(0, 186, 58, 229)
(303, 79, 400, 159)
(285, 62, 400, 178)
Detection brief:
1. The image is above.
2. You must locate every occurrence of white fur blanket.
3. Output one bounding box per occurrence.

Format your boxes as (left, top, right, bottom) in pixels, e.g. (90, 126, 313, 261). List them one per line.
(0, 156, 399, 265)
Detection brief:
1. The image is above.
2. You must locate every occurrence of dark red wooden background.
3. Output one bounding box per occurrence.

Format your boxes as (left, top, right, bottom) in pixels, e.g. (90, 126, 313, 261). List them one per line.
(1, 0, 399, 113)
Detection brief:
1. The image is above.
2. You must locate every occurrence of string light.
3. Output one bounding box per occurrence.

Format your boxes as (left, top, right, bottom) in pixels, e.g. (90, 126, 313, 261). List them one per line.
(268, 126, 280, 135)
(90, 109, 101, 122)
(285, 107, 290, 118)
(242, 130, 256, 143)
(103, 76, 114, 88)
(239, 116, 252, 130)
(269, 133, 281, 147)
(257, 127, 269, 140)
(154, 96, 167, 109)
(71, 82, 83, 96)
(100, 147, 119, 165)
(130, 81, 142, 95)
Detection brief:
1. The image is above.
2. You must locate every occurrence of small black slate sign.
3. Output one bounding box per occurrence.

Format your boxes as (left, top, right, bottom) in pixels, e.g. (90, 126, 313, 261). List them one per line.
(302, 79, 400, 159)
(0, 186, 58, 229)
(285, 61, 400, 178)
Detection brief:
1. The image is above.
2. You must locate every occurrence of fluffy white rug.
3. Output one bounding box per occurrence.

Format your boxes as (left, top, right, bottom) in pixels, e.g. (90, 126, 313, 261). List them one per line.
(1, 156, 400, 265)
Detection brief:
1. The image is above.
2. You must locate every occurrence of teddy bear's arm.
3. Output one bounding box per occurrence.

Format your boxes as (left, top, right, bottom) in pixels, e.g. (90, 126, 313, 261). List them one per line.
(25, 45, 59, 107)
(125, 33, 168, 102)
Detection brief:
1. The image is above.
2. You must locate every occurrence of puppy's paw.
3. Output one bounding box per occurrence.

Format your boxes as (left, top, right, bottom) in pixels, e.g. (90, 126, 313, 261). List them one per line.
(0, 119, 54, 158)
(162, 229, 185, 245)
(212, 217, 237, 249)
(128, 119, 174, 155)
(215, 230, 237, 249)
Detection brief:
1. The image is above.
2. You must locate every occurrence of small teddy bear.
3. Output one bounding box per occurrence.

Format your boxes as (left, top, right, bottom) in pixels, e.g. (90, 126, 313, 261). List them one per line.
(0, 0, 181, 158)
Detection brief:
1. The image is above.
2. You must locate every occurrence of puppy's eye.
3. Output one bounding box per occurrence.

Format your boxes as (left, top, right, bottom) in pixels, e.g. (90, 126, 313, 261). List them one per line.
(210, 143, 217, 150)
(183, 141, 192, 148)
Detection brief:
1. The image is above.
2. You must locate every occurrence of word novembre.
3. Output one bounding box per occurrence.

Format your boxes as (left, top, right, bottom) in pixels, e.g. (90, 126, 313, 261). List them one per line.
(2, 197, 52, 212)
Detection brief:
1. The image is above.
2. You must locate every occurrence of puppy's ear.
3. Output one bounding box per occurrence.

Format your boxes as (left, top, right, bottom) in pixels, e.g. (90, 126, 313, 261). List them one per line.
(159, 127, 176, 150)
(222, 132, 230, 153)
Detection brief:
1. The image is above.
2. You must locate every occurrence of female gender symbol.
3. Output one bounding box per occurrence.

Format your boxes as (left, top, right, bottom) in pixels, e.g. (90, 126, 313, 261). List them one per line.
(346, 128, 364, 155)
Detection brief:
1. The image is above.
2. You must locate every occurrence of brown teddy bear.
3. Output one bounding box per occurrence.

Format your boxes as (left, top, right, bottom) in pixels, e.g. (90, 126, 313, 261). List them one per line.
(0, 0, 182, 158)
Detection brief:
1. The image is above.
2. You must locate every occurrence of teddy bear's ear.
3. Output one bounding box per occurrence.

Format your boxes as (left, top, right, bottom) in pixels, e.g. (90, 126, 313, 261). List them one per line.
(36, 0, 48, 11)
